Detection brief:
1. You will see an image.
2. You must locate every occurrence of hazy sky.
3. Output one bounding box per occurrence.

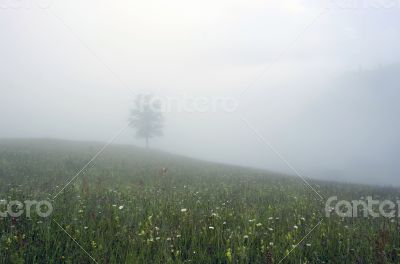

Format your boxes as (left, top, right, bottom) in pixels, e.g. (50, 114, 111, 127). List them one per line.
(1, 0, 400, 185)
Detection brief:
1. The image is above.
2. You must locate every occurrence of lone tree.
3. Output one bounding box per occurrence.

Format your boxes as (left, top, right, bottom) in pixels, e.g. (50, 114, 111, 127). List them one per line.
(129, 94, 164, 148)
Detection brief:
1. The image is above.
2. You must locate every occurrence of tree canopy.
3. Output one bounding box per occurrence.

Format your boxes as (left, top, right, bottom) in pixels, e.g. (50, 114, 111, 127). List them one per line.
(129, 94, 164, 148)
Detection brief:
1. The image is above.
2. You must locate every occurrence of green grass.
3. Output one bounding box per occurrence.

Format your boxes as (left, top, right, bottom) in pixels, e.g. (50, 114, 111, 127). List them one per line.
(0, 139, 399, 263)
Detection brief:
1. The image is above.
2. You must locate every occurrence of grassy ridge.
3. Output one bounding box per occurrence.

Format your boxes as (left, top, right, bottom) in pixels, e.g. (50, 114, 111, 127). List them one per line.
(0, 139, 399, 263)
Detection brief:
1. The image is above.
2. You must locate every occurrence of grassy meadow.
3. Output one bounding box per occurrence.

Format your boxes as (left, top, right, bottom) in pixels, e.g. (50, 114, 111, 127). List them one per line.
(0, 139, 399, 263)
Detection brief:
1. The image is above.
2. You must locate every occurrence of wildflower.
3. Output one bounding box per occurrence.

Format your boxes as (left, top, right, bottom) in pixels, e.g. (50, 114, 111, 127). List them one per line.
(268, 228, 274, 231)
(256, 223, 262, 227)
(269, 242, 274, 246)
(268, 217, 274, 220)
(306, 243, 311, 247)
(293, 225, 298, 229)
(181, 208, 187, 213)
(176, 234, 181, 238)
(243, 235, 249, 239)
(119, 205, 124, 210)
(209, 226, 214, 230)
(226, 248, 232, 262)
(249, 219, 255, 223)
(166, 237, 171, 241)
(84, 226, 88, 230)
(156, 237, 160, 240)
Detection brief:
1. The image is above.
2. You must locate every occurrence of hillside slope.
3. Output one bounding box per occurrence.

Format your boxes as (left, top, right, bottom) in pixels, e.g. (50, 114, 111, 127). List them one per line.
(0, 138, 399, 263)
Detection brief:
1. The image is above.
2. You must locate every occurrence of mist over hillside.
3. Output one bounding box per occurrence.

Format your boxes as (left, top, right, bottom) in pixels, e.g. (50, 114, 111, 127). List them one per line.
(1, 60, 399, 186)
(292, 64, 400, 185)
(1, 1, 400, 187)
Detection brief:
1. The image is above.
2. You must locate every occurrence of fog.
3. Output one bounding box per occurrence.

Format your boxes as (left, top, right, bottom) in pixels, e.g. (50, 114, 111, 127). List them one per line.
(1, 0, 400, 185)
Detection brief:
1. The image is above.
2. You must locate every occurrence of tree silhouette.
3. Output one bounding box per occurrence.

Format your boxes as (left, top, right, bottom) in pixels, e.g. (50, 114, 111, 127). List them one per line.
(129, 94, 164, 148)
